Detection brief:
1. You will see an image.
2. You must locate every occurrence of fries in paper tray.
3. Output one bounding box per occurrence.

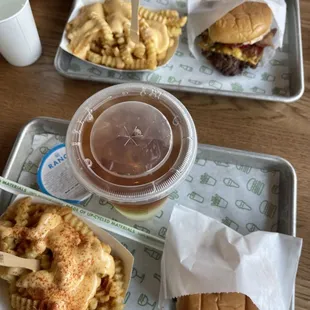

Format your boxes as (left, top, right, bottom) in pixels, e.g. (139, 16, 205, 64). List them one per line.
(0, 186, 134, 310)
(60, 0, 187, 71)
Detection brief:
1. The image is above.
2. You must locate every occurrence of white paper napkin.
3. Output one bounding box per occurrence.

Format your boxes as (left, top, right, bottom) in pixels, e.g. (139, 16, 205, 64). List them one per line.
(159, 206, 302, 310)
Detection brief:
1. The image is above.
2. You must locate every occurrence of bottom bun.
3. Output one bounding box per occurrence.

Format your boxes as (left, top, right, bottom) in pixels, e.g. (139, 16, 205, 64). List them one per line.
(176, 293, 258, 310)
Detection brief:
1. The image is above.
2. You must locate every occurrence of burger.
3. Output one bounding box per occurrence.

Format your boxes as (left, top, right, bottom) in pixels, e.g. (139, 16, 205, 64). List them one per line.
(176, 293, 258, 310)
(199, 2, 277, 76)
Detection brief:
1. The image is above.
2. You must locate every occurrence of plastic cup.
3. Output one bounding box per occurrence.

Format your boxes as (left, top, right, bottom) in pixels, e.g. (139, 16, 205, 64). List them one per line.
(66, 83, 197, 220)
(0, 0, 42, 66)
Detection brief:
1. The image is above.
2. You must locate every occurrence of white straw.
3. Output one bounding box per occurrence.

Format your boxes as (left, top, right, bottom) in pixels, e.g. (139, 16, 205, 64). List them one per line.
(0, 177, 165, 251)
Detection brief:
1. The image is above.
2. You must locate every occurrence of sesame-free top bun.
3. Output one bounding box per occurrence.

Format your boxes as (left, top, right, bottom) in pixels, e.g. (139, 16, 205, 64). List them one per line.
(208, 2, 273, 44)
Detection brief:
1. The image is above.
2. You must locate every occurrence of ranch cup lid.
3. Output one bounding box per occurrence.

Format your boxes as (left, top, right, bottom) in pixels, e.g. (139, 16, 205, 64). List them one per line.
(37, 144, 90, 203)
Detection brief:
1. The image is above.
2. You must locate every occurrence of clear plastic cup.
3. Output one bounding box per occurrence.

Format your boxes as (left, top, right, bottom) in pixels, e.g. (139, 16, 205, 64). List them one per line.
(66, 83, 197, 220)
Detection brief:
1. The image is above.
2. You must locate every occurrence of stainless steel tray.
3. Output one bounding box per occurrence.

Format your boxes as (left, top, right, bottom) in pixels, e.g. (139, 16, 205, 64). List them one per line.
(0, 117, 297, 309)
(54, 0, 304, 103)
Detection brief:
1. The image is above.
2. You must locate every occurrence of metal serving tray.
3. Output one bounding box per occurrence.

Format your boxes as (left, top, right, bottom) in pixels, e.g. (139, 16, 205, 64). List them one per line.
(0, 117, 297, 309)
(54, 0, 304, 103)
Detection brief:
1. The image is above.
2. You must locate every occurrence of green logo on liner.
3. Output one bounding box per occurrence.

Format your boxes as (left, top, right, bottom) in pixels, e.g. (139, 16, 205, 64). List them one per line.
(168, 76, 181, 84)
(144, 247, 161, 260)
(261, 72, 275, 82)
(246, 223, 260, 232)
(156, 210, 164, 219)
(188, 79, 202, 85)
(209, 80, 222, 89)
(223, 178, 239, 188)
(260, 168, 277, 176)
(272, 87, 288, 96)
(156, 0, 169, 5)
(214, 161, 229, 167)
(180, 64, 193, 72)
(211, 194, 228, 208)
(138, 294, 157, 309)
(195, 158, 207, 166)
(200, 173, 217, 186)
(158, 226, 167, 238)
(147, 73, 161, 83)
(132, 267, 145, 283)
(134, 224, 150, 234)
(242, 71, 255, 79)
(281, 73, 290, 80)
(251, 87, 265, 94)
(175, 50, 184, 57)
(231, 83, 244, 92)
(259, 200, 277, 218)
(99, 198, 114, 209)
(127, 72, 142, 81)
(199, 65, 213, 75)
(39, 146, 49, 155)
(186, 175, 193, 182)
(235, 200, 252, 211)
(236, 164, 252, 174)
(22, 161, 39, 174)
(222, 217, 239, 231)
(269, 59, 287, 66)
(247, 178, 265, 195)
(108, 71, 124, 79)
(187, 191, 204, 203)
(55, 135, 65, 142)
(169, 190, 179, 200)
(153, 273, 161, 282)
(155, 210, 164, 219)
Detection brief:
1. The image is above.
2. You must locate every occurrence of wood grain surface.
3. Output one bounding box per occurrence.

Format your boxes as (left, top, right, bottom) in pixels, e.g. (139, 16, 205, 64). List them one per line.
(0, 0, 309, 308)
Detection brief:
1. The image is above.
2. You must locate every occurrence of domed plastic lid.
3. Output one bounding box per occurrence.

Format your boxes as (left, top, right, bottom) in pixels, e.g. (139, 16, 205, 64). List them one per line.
(66, 83, 198, 205)
(90, 101, 173, 178)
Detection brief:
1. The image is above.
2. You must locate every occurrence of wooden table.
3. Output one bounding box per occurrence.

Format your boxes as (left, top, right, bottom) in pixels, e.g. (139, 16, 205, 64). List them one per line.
(0, 0, 309, 308)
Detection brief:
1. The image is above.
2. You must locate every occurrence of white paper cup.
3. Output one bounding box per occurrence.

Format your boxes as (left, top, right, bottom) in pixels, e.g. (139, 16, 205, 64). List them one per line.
(0, 0, 42, 66)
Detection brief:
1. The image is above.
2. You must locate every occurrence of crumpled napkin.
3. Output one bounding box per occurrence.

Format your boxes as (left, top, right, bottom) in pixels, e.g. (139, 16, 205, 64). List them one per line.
(159, 205, 302, 310)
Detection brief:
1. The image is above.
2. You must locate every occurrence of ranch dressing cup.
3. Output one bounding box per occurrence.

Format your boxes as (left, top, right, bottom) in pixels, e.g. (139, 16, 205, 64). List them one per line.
(66, 84, 197, 220)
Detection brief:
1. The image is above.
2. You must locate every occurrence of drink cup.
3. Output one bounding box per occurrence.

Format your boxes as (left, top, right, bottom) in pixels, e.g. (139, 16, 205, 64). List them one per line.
(0, 0, 41, 66)
(66, 83, 197, 221)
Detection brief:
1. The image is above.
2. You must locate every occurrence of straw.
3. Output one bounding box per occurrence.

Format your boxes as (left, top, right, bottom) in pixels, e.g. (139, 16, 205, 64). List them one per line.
(0, 177, 165, 251)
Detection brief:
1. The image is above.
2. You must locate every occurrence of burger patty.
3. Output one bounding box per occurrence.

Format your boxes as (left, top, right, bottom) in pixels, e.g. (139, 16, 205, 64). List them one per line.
(199, 29, 277, 76)
(207, 52, 256, 76)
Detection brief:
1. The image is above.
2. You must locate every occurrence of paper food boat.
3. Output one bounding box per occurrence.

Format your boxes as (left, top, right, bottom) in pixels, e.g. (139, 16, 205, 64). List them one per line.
(0, 193, 134, 310)
(60, 0, 179, 73)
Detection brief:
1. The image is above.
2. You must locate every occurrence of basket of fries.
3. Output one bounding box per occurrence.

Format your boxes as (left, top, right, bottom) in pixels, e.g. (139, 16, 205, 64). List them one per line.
(60, 0, 187, 71)
(0, 195, 134, 310)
